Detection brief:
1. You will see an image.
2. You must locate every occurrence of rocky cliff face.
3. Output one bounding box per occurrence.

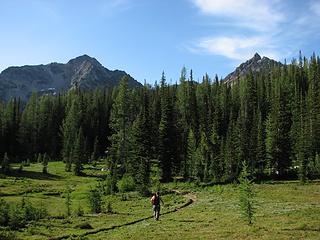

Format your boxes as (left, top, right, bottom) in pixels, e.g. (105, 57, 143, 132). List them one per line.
(0, 55, 141, 101)
(223, 53, 281, 84)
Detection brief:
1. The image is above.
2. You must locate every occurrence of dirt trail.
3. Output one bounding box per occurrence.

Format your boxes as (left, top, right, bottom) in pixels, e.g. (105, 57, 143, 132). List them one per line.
(50, 190, 197, 240)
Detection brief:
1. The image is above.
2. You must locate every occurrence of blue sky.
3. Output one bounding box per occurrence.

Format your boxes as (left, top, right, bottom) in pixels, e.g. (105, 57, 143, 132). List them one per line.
(0, 0, 320, 84)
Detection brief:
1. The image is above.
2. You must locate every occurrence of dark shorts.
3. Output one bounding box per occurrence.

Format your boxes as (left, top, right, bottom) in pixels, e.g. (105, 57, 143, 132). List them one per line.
(153, 205, 160, 211)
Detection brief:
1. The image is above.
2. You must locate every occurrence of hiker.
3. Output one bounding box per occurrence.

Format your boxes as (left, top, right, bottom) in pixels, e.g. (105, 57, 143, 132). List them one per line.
(150, 191, 164, 220)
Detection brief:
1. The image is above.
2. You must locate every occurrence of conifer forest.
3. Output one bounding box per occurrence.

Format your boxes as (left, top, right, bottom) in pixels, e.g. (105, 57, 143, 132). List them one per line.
(1, 54, 320, 189)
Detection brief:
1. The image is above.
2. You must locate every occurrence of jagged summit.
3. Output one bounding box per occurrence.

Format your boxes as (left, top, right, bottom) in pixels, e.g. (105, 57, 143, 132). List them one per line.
(0, 55, 141, 101)
(252, 52, 261, 61)
(224, 53, 281, 84)
(67, 54, 101, 67)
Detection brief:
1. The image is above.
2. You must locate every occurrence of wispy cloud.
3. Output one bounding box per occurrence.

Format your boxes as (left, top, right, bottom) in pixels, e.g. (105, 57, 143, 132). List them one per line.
(196, 36, 281, 62)
(188, 0, 319, 62)
(192, 0, 284, 32)
(198, 36, 276, 59)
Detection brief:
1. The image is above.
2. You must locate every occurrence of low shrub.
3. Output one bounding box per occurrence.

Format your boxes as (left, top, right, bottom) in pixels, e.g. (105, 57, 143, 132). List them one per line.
(106, 202, 113, 214)
(8, 204, 26, 230)
(0, 199, 10, 226)
(22, 199, 47, 222)
(117, 175, 135, 193)
(88, 187, 102, 213)
(75, 204, 84, 217)
(0, 198, 48, 229)
(0, 229, 17, 240)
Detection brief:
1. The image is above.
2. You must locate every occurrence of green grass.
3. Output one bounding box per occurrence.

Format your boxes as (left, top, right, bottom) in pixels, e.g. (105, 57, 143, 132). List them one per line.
(1, 162, 320, 239)
(96, 182, 320, 240)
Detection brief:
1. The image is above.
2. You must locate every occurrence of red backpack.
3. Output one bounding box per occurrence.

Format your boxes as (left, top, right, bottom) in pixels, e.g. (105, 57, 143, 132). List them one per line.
(151, 195, 159, 205)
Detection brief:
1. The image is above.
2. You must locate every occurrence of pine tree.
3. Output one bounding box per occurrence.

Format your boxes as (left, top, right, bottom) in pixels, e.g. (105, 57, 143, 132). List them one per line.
(223, 119, 240, 182)
(19, 93, 39, 160)
(73, 128, 85, 176)
(90, 136, 99, 163)
(61, 97, 81, 172)
(108, 76, 132, 188)
(177, 66, 189, 175)
(256, 111, 266, 177)
(273, 86, 292, 176)
(195, 131, 210, 182)
(185, 129, 197, 180)
(238, 161, 255, 225)
(265, 116, 273, 175)
(1, 152, 10, 174)
(38, 96, 53, 155)
(2, 98, 21, 158)
(42, 153, 48, 174)
(158, 72, 175, 182)
(65, 185, 72, 217)
(188, 70, 199, 140)
(131, 85, 152, 195)
(309, 55, 320, 156)
(210, 123, 221, 181)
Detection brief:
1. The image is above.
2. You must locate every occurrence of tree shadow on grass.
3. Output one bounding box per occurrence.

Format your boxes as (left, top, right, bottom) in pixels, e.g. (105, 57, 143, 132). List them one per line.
(8, 169, 63, 180)
(166, 218, 203, 223)
(81, 172, 106, 179)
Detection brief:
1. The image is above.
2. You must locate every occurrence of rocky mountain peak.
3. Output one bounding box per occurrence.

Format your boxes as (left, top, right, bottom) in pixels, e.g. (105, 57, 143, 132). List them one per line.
(253, 52, 261, 59)
(223, 53, 281, 84)
(67, 54, 101, 68)
(0, 55, 141, 102)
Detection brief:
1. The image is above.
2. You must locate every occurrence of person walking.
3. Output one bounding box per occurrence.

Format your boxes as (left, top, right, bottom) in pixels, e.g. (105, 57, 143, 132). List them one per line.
(150, 191, 164, 220)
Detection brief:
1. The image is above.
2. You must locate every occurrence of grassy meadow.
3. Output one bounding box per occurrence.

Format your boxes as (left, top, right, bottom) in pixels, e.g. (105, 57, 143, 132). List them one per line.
(0, 161, 319, 239)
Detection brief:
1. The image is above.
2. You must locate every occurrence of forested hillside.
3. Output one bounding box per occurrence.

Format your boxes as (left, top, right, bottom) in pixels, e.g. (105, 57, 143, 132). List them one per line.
(1, 53, 320, 189)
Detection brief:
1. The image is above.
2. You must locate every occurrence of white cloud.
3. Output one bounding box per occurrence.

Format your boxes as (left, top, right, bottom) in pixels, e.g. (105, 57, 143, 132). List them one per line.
(196, 36, 280, 61)
(188, 0, 290, 61)
(198, 36, 262, 60)
(192, 0, 284, 31)
(187, 0, 320, 62)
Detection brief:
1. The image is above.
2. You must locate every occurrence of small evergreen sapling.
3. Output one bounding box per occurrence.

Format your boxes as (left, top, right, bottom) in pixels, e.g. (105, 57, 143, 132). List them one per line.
(75, 204, 84, 217)
(0, 198, 10, 226)
(88, 187, 102, 213)
(65, 185, 72, 217)
(298, 151, 307, 184)
(42, 154, 48, 174)
(106, 202, 113, 214)
(238, 162, 255, 225)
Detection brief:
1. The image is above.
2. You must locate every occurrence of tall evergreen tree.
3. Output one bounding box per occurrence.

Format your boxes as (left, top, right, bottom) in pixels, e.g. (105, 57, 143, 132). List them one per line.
(61, 96, 82, 172)
(185, 129, 197, 180)
(73, 127, 85, 176)
(158, 72, 175, 182)
(19, 93, 39, 160)
(108, 76, 132, 188)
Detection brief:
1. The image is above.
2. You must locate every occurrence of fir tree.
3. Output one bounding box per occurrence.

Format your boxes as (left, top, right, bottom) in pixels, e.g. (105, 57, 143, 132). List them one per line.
(185, 129, 197, 180)
(42, 153, 48, 174)
(131, 85, 152, 195)
(90, 136, 99, 164)
(158, 72, 175, 182)
(108, 76, 132, 188)
(62, 97, 81, 172)
(65, 185, 72, 217)
(19, 93, 39, 160)
(73, 128, 85, 176)
(238, 162, 255, 225)
(1, 152, 10, 174)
